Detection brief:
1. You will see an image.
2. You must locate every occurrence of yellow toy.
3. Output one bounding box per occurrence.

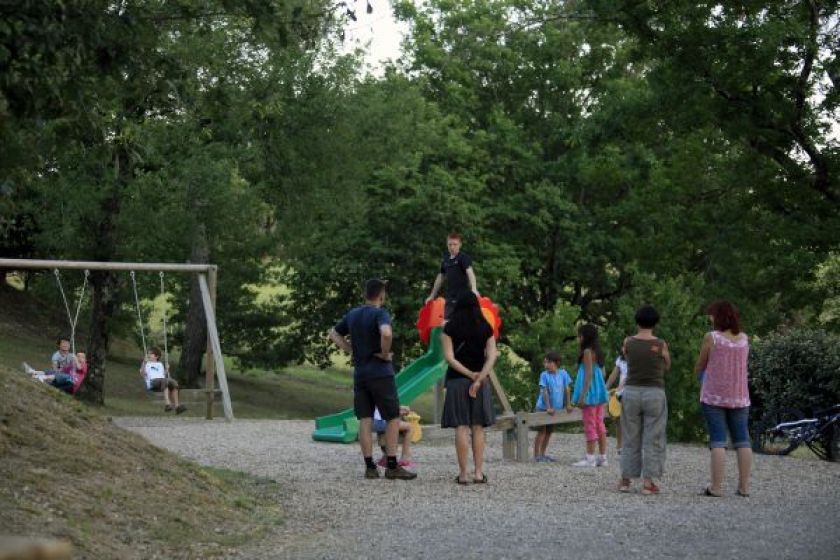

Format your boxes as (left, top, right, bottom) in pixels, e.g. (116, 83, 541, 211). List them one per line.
(607, 389, 622, 418)
(405, 411, 423, 443)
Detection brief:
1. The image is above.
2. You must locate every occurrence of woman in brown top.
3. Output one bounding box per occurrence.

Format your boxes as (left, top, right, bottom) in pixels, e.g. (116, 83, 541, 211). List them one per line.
(619, 305, 671, 495)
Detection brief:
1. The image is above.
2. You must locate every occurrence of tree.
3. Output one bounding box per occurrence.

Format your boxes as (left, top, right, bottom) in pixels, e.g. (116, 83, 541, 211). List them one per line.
(3, 1, 333, 402)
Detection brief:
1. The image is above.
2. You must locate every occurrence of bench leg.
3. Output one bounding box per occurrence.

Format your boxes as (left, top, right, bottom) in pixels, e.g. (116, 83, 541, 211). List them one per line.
(515, 412, 529, 462)
(503, 427, 516, 461)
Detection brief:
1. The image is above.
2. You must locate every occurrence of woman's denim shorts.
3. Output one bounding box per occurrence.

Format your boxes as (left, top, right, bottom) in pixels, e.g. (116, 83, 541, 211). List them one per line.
(701, 403, 751, 449)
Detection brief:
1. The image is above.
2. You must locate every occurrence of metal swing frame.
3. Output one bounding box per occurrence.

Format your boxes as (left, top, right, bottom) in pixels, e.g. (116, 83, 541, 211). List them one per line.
(0, 258, 233, 421)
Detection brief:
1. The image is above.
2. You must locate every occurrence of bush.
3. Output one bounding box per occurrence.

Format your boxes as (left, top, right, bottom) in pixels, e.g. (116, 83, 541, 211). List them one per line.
(749, 328, 840, 417)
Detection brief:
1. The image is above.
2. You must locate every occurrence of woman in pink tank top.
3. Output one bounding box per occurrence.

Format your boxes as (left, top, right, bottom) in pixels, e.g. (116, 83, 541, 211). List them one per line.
(694, 301, 752, 497)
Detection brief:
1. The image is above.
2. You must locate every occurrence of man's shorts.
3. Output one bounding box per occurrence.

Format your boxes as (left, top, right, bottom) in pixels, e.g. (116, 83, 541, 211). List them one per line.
(354, 376, 400, 421)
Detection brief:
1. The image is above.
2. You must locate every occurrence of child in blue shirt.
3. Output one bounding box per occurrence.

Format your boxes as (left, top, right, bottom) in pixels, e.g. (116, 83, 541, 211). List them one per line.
(534, 351, 573, 462)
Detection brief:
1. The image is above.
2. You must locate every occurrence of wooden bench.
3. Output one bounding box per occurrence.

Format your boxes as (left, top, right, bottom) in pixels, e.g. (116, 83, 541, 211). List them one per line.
(502, 409, 582, 461)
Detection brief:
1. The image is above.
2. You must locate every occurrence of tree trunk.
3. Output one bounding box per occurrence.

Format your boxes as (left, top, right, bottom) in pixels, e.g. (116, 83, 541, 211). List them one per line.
(79, 269, 118, 404)
(78, 143, 126, 405)
(77, 190, 121, 405)
(176, 224, 209, 388)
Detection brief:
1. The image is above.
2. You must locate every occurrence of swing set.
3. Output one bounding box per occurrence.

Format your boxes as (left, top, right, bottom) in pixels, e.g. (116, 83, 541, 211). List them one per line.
(0, 258, 234, 421)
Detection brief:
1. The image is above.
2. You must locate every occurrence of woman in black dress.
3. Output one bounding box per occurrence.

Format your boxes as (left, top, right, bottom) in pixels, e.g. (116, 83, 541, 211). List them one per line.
(441, 292, 498, 484)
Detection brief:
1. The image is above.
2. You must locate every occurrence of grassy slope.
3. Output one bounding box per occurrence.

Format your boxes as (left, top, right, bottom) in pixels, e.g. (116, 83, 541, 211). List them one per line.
(0, 364, 283, 559)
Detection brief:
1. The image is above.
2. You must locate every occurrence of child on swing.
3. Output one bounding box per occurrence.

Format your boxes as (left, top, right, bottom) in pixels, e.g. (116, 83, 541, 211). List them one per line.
(141, 347, 186, 414)
(25, 345, 89, 395)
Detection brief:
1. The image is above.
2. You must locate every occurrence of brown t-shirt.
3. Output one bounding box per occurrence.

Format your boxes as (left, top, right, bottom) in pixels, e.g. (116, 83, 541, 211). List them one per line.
(625, 337, 667, 388)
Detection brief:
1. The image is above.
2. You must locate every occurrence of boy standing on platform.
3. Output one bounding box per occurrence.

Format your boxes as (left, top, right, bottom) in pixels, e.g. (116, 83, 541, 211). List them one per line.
(425, 232, 478, 319)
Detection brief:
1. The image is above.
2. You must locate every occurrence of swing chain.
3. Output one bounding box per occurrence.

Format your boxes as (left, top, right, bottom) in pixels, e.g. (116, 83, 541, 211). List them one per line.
(159, 271, 170, 376)
(130, 270, 148, 360)
(54, 268, 89, 355)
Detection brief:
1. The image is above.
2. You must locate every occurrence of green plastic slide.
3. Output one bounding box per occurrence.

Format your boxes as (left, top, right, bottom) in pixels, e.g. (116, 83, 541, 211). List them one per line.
(312, 327, 446, 443)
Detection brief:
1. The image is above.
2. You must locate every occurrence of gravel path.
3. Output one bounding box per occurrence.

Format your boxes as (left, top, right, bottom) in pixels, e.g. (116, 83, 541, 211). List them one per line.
(115, 418, 840, 560)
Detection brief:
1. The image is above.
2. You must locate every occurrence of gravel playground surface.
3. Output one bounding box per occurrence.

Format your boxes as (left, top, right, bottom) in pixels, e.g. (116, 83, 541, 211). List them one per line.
(115, 418, 840, 560)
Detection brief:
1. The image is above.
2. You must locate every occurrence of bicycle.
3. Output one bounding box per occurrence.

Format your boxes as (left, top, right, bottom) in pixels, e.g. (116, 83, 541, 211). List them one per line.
(753, 403, 840, 462)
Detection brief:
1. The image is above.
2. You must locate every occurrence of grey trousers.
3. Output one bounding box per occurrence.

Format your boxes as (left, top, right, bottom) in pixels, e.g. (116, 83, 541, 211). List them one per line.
(620, 386, 668, 479)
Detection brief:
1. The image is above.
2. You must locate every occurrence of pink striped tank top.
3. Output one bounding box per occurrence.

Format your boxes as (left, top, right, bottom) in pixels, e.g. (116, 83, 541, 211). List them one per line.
(700, 331, 750, 408)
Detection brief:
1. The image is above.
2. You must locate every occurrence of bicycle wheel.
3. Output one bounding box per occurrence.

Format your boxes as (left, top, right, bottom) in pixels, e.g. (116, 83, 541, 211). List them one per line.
(806, 439, 829, 460)
(829, 423, 840, 463)
(754, 407, 805, 456)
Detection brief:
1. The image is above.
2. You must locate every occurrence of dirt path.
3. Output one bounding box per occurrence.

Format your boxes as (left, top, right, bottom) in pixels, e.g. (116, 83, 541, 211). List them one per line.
(116, 418, 840, 559)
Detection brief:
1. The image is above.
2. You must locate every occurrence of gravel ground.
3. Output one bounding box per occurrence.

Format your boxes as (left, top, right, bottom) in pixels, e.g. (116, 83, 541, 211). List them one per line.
(115, 418, 840, 560)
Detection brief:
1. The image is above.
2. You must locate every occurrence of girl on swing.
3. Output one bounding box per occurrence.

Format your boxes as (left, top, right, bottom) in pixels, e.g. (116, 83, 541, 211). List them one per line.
(141, 347, 186, 414)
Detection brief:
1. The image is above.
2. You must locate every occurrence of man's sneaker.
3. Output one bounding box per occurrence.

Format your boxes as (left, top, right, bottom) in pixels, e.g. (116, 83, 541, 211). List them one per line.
(572, 457, 596, 467)
(543, 455, 556, 463)
(365, 467, 380, 479)
(534, 455, 547, 463)
(175, 404, 187, 414)
(385, 465, 417, 480)
(164, 404, 174, 412)
(596, 456, 608, 467)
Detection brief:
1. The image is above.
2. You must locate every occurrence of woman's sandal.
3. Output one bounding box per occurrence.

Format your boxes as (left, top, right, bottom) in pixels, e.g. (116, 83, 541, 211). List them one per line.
(702, 487, 723, 497)
(455, 476, 470, 485)
(473, 474, 488, 484)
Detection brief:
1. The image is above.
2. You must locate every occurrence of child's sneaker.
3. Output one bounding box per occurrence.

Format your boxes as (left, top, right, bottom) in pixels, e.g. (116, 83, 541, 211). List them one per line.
(164, 404, 174, 412)
(572, 456, 596, 467)
(596, 455, 608, 467)
(175, 404, 187, 414)
(21, 362, 36, 375)
(365, 467, 380, 479)
(534, 455, 546, 463)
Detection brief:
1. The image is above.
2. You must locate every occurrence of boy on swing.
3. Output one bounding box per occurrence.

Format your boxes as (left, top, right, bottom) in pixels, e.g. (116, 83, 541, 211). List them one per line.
(141, 347, 186, 414)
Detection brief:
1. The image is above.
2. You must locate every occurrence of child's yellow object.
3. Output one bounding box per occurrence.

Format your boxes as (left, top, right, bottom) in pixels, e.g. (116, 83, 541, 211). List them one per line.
(607, 390, 622, 418)
(405, 412, 423, 443)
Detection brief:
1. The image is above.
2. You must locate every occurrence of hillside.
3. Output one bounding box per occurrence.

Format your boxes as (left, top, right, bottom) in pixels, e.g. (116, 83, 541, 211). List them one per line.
(0, 363, 284, 559)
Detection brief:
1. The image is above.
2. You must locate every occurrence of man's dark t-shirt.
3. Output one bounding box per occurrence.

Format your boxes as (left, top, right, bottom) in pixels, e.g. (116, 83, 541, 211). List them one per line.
(334, 305, 395, 381)
(440, 252, 473, 300)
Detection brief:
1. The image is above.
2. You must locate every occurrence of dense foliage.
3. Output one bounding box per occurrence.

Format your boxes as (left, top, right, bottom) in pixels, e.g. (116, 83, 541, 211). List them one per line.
(750, 328, 840, 417)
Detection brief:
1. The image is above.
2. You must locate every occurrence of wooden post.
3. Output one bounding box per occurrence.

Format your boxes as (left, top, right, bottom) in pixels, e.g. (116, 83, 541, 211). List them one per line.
(515, 411, 530, 462)
(502, 423, 516, 460)
(198, 271, 234, 422)
(204, 268, 217, 420)
(488, 369, 513, 415)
